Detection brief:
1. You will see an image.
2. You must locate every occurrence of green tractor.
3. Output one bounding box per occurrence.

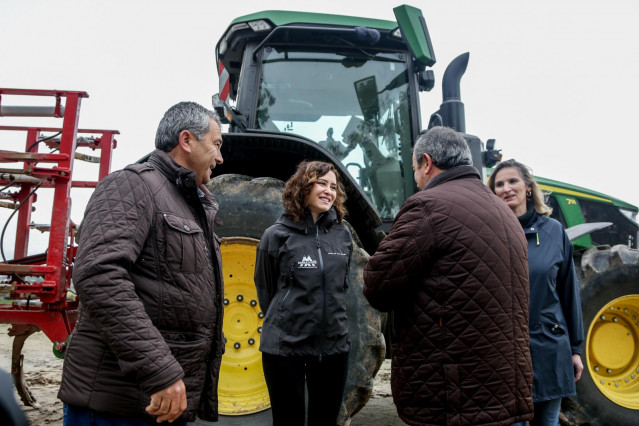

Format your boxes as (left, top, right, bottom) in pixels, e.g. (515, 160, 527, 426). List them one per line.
(205, 5, 639, 425)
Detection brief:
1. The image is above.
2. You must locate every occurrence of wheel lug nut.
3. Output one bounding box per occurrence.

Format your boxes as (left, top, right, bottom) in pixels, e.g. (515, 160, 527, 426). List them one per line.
(258, 327, 263, 333)
(625, 378, 630, 383)
(613, 317, 619, 323)
(594, 366, 600, 372)
(258, 312, 265, 318)
(600, 380, 605, 384)
(615, 382, 620, 387)
(250, 300, 257, 306)
(223, 299, 229, 305)
(600, 315, 606, 320)
(234, 342, 241, 349)
(237, 295, 244, 302)
(248, 338, 255, 345)
(607, 369, 613, 374)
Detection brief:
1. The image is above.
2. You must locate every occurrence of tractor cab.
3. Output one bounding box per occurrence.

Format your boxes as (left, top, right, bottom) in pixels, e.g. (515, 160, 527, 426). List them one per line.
(213, 6, 451, 231)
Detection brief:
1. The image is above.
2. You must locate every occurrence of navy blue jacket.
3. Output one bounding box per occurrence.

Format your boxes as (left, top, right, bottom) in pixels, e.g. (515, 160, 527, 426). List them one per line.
(523, 211, 584, 401)
(254, 208, 352, 357)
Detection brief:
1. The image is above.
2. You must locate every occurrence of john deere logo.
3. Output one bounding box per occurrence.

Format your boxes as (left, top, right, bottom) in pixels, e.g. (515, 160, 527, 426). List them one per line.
(298, 255, 317, 269)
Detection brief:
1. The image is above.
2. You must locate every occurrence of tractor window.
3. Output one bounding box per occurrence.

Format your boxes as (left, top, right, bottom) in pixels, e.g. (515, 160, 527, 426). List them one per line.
(547, 195, 567, 228)
(257, 49, 412, 220)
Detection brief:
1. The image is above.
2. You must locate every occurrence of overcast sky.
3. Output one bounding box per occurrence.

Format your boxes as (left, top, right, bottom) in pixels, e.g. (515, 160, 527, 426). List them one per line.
(1, 0, 638, 254)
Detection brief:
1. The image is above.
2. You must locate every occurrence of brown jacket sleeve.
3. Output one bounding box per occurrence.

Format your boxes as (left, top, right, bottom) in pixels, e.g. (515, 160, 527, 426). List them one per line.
(363, 195, 435, 312)
(72, 170, 184, 395)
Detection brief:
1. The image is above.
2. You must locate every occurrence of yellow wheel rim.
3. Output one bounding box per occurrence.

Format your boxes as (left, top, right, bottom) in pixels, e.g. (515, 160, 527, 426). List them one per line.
(218, 237, 270, 415)
(586, 294, 639, 409)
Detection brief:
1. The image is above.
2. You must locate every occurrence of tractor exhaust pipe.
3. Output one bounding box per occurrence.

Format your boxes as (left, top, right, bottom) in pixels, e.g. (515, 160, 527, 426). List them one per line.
(436, 52, 469, 133)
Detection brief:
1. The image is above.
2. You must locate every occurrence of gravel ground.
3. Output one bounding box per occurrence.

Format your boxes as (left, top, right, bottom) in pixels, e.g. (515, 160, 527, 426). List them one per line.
(0, 331, 405, 425)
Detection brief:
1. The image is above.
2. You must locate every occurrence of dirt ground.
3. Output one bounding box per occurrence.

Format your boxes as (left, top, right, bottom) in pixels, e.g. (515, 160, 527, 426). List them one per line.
(0, 331, 404, 426)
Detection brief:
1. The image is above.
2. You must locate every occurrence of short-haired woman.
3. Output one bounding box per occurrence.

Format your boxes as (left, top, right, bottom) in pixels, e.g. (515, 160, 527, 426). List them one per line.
(489, 159, 585, 426)
(254, 161, 353, 426)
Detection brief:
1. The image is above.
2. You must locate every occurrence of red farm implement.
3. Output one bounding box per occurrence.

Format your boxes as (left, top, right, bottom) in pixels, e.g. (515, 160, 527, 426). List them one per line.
(0, 88, 118, 407)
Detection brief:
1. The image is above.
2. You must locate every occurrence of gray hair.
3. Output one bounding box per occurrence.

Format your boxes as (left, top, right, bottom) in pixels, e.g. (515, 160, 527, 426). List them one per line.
(155, 102, 222, 152)
(413, 126, 472, 169)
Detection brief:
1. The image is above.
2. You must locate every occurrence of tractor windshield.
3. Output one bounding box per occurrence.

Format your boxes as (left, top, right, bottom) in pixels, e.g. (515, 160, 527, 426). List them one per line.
(257, 49, 412, 220)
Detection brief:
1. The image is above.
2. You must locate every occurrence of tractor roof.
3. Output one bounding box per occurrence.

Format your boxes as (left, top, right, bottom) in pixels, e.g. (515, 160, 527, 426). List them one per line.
(216, 9, 411, 102)
(229, 10, 398, 31)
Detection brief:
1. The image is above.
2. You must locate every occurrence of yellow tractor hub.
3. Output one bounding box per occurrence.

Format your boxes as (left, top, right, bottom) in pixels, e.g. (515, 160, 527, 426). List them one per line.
(586, 294, 639, 409)
(218, 237, 270, 415)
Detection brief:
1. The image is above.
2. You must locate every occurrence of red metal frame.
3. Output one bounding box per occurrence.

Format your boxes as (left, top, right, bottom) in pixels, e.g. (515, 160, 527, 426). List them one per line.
(0, 88, 118, 343)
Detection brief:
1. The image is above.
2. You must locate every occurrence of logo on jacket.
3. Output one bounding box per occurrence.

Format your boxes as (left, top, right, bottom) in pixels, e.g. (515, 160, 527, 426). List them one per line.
(298, 255, 317, 269)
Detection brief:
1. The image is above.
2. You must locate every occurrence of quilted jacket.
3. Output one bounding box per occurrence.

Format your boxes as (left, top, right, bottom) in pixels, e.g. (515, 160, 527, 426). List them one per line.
(58, 150, 225, 423)
(363, 165, 534, 426)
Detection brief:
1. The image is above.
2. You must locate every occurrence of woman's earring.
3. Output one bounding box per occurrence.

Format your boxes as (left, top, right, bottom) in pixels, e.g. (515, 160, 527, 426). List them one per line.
(526, 190, 532, 197)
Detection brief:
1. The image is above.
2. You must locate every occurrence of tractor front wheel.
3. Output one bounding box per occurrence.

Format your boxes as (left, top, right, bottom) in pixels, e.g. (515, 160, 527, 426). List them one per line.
(204, 174, 385, 425)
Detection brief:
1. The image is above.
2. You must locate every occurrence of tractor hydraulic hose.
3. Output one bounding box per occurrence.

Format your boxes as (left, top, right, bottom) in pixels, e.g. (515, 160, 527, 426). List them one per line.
(0, 182, 42, 263)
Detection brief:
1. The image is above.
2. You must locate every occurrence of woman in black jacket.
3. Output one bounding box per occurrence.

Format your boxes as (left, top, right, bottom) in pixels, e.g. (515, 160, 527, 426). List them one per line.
(254, 161, 353, 426)
(489, 159, 585, 426)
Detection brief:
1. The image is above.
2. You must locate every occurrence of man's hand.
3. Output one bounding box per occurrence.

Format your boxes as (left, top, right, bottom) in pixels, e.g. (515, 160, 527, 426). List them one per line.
(146, 379, 187, 423)
(573, 354, 584, 382)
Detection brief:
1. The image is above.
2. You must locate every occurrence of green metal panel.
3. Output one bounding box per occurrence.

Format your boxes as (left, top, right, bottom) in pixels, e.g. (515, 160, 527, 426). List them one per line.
(229, 10, 397, 31)
(536, 175, 637, 211)
(554, 194, 592, 249)
(393, 5, 436, 66)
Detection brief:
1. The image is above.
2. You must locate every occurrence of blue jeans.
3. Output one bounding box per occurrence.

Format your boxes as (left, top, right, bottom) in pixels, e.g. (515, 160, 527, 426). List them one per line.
(63, 404, 186, 426)
(512, 397, 562, 426)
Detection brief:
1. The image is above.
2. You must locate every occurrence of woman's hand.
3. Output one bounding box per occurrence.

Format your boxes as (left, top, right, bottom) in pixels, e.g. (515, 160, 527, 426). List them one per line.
(573, 354, 584, 382)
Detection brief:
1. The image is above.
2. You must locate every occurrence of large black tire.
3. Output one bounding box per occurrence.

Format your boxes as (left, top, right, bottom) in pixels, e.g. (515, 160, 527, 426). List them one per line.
(202, 174, 385, 426)
(561, 245, 639, 426)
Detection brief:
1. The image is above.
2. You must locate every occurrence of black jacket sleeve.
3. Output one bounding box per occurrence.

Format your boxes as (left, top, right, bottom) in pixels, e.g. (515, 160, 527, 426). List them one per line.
(254, 228, 280, 315)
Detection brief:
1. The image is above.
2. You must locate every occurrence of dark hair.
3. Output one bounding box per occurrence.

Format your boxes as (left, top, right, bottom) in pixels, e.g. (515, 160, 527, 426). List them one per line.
(155, 102, 221, 152)
(487, 159, 552, 216)
(413, 126, 472, 169)
(282, 161, 347, 223)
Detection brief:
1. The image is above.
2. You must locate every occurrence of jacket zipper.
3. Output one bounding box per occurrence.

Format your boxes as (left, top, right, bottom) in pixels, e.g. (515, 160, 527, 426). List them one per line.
(316, 224, 326, 362)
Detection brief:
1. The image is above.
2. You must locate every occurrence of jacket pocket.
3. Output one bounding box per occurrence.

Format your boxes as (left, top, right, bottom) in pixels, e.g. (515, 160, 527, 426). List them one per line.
(166, 334, 212, 382)
(539, 313, 566, 335)
(162, 213, 207, 274)
(278, 266, 295, 312)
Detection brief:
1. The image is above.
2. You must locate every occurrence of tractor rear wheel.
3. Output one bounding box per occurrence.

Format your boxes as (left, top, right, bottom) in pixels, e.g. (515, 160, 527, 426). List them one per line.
(205, 174, 385, 425)
(562, 245, 639, 426)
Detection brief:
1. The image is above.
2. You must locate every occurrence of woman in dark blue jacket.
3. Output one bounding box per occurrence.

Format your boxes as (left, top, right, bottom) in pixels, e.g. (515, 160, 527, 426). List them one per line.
(489, 159, 585, 426)
(254, 161, 353, 426)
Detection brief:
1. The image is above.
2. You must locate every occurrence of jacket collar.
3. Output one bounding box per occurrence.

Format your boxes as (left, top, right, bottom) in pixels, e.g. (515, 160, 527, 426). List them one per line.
(423, 165, 480, 191)
(148, 149, 198, 193)
(148, 149, 221, 223)
(277, 208, 338, 234)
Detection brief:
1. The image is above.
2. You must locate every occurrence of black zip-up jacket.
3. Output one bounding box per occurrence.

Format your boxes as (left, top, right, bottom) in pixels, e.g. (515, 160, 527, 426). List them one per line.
(254, 208, 352, 357)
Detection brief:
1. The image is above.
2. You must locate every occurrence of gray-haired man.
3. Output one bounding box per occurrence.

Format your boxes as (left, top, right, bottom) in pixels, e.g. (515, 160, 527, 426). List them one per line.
(59, 102, 226, 424)
(364, 126, 534, 425)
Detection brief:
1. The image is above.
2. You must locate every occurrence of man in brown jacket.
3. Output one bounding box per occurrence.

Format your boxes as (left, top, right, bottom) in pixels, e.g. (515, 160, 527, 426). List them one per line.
(363, 126, 533, 426)
(58, 102, 225, 424)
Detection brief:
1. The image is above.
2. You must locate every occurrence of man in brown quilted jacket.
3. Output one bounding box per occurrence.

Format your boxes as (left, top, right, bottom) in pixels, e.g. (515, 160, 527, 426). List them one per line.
(364, 126, 534, 426)
(58, 102, 226, 424)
